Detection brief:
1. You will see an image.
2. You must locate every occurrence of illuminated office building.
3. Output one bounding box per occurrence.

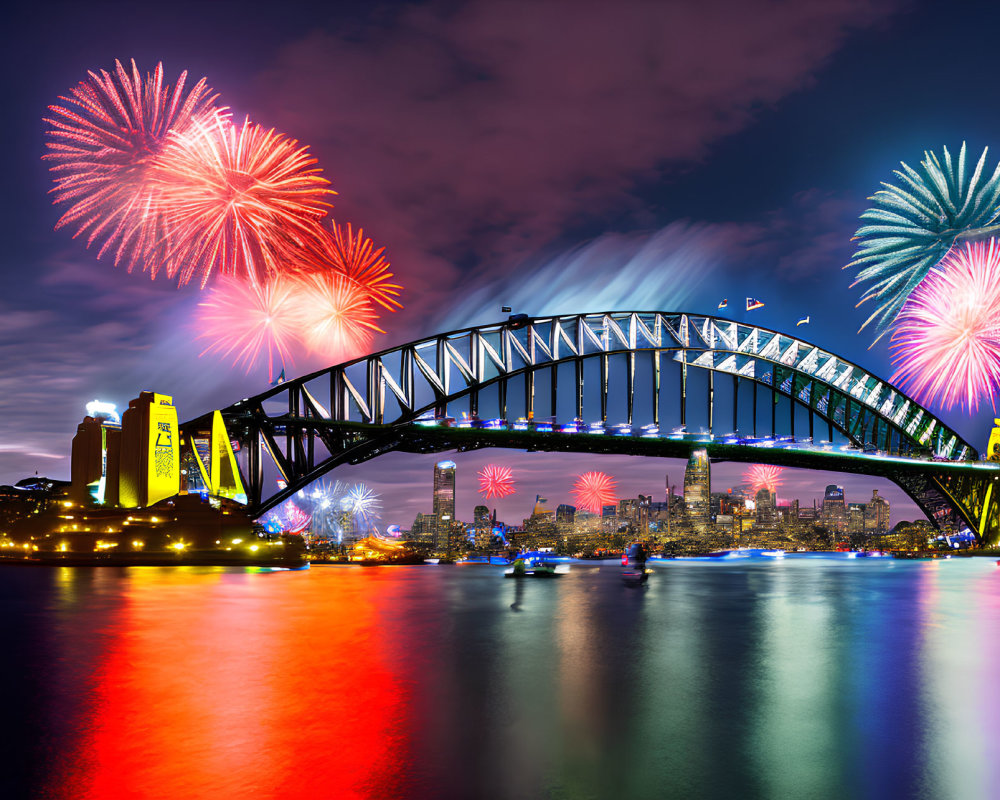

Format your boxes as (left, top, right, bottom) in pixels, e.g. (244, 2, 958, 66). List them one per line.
(433, 460, 457, 553)
(684, 449, 711, 534)
(821, 484, 848, 534)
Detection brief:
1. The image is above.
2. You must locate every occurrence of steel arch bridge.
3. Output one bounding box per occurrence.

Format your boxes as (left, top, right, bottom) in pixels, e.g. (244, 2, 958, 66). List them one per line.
(181, 311, 1000, 544)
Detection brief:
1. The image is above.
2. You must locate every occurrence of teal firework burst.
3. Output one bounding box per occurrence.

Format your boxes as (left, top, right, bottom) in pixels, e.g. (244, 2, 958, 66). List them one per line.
(848, 143, 1000, 339)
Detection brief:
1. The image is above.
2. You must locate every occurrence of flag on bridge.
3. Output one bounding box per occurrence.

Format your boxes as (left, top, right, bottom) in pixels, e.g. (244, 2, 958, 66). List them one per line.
(797, 315, 810, 326)
(718, 298, 728, 309)
(746, 297, 765, 311)
(270, 369, 286, 387)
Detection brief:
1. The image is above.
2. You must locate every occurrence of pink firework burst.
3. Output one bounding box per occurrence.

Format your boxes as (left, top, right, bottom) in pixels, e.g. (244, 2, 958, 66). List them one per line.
(571, 471, 617, 514)
(890, 240, 1000, 413)
(44, 59, 222, 272)
(291, 271, 383, 362)
(154, 116, 335, 287)
(477, 464, 516, 500)
(196, 274, 299, 382)
(743, 464, 784, 495)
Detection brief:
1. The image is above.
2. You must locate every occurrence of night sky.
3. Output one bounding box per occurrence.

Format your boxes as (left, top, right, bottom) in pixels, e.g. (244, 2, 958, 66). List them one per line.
(3, 0, 997, 529)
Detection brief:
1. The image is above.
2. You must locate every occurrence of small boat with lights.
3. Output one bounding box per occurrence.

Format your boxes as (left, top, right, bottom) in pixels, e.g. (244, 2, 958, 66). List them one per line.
(504, 556, 569, 578)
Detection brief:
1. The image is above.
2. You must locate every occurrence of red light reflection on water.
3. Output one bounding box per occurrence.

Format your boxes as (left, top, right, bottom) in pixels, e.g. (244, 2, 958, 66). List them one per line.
(47, 567, 409, 799)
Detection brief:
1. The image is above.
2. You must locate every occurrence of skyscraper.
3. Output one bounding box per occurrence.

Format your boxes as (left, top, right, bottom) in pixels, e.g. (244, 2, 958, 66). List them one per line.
(755, 487, 778, 528)
(821, 484, 847, 534)
(433, 460, 457, 553)
(474, 504, 492, 549)
(684, 449, 711, 534)
(865, 489, 890, 533)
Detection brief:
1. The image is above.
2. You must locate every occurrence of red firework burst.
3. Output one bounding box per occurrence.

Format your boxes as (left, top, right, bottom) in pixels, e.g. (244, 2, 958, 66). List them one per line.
(571, 471, 617, 514)
(44, 59, 222, 272)
(743, 464, 784, 496)
(196, 274, 299, 382)
(477, 464, 516, 500)
(321, 221, 403, 312)
(290, 271, 383, 362)
(154, 116, 335, 287)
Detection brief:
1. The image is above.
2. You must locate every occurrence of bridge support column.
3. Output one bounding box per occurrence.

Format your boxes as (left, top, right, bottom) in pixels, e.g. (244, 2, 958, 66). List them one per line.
(680, 356, 687, 429)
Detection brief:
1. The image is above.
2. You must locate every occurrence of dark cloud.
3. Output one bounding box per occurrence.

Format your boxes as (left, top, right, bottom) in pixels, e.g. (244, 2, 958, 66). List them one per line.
(254, 0, 897, 331)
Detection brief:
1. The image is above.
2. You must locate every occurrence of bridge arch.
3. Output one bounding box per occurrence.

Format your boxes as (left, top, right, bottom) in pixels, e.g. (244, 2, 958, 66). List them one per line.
(181, 312, 998, 541)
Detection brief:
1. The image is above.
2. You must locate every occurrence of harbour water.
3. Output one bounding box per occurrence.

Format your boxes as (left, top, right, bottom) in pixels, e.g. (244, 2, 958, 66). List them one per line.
(4, 556, 1000, 799)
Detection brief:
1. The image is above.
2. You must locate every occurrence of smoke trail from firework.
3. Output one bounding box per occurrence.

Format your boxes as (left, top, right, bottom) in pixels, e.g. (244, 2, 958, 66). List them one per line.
(477, 464, 516, 500)
(743, 464, 784, 496)
(291, 271, 383, 362)
(571, 471, 617, 514)
(155, 116, 335, 287)
(890, 240, 1000, 413)
(196, 274, 299, 382)
(44, 59, 223, 273)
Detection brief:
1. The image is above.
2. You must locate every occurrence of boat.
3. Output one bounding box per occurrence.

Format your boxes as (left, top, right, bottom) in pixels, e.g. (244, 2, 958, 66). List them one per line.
(622, 542, 651, 586)
(621, 568, 651, 586)
(504, 557, 569, 578)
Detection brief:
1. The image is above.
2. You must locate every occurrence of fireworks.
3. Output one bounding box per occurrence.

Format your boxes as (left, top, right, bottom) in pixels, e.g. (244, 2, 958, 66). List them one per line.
(323, 221, 403, 312)
(744, 464, 784, 496)
(292, 271, 383, 362)
(44, 59, 222, 272)
(849, 143, 1000, 338)
(889, 240, 1000, 412)
(477, 464, 516, 500)
(263, 499, 311, 534)
(197, 270, 388, 375)
(196, 274, 300, 382)
(46, 60, 405, 377)
(155, 116, 334, 287)
(344, 483, 382, 531)
(300, 479, 382, 540)
(571, 471, 617, 514)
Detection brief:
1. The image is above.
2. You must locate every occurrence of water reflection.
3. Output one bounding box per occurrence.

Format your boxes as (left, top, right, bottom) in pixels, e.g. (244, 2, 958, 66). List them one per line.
(3, 558, 1000, 798)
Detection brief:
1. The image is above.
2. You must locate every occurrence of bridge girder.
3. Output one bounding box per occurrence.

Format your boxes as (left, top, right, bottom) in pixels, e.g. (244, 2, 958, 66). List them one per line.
(180, 312, 1000, 543)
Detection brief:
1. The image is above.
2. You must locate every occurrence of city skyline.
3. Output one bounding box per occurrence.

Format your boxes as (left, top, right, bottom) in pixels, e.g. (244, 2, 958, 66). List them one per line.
(326, 450, 918, 532)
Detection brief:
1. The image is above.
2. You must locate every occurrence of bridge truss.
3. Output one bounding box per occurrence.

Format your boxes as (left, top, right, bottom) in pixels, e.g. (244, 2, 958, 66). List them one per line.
(181, 312, 1000, 543)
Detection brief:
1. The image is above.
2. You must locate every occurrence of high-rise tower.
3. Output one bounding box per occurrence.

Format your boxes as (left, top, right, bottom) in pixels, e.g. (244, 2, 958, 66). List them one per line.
(683, 449, 711, 535)
(433, 460, 457, 553)
(821, 484, 847, 534)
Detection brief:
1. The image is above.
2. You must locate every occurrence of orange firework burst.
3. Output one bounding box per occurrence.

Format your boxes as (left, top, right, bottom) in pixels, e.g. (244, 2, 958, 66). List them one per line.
(743, 464, 783, 495)
(44, 59, 222, 272)
(291, 271, 383, 362)
(196, 274, 299, 381)
(477, 464, 516, 500)
(571, 471, 617, 514)
(321, 221, 402, 312)
(155, 116, 335, 287)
